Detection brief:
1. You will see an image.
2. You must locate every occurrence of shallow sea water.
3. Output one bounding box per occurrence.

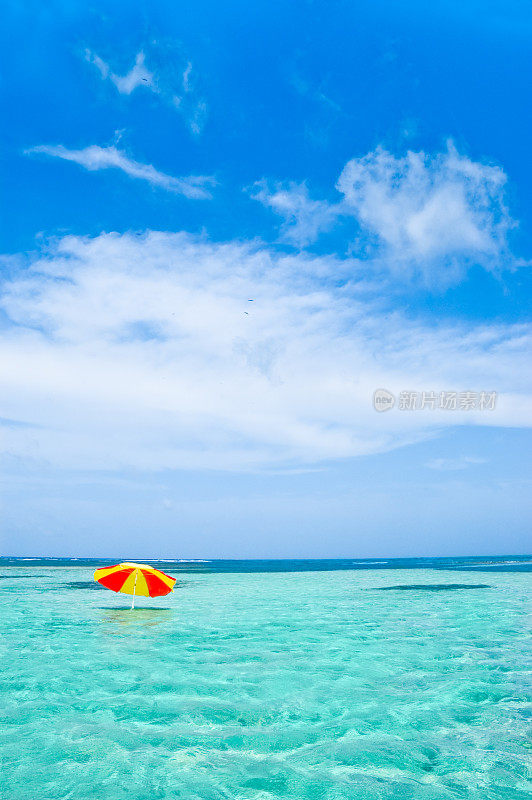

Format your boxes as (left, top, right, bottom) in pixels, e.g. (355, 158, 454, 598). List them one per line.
(1, 566, 531, 799)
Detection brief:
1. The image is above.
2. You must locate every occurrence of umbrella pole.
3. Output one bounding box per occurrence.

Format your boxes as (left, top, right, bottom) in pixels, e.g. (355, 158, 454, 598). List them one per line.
(131, 571, 137, 610)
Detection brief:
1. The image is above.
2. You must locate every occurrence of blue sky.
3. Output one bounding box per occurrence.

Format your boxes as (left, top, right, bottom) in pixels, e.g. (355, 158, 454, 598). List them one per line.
(1, 0, 531, 557)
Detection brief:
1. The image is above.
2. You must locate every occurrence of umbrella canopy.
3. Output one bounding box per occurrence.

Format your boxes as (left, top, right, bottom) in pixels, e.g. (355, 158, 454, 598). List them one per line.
(94, 562, 176, 608)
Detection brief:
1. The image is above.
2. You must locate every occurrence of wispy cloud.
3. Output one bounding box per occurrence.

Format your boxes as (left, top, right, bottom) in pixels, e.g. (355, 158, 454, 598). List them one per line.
(426, 456, 487, 471)
(84, 47, 208, 135)
(290, 73, 342, 114)
(85, 49, 155, 94)
(250, 181, 340, 246)
(182, 61, 193, 93)
(0, 232, 530, 472)
(253, 143, 517, 285)
(26, 144, 214, 199)
(186, 99, 208, 137)
(173, 60, 207, 135)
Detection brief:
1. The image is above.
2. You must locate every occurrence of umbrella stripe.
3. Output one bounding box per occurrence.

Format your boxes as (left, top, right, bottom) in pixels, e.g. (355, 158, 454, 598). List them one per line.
(151, 568, 175, 584)
(136, 570, 151, 596)
(150, 571, 175, 590)
(144, 571, 174, 597)
(94, 564, 125, 581)
(97, 568, 133, 592)
(120, 569, 150, 597)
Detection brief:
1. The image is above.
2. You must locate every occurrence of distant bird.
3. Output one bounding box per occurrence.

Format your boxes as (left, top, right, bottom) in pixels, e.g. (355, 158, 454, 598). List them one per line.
(142, 78, 149, 83)
(244, 312, 249, 315)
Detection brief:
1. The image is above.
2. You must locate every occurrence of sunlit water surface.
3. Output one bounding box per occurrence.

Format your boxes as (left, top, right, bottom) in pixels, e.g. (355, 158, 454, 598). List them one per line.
(1, 566, 530, 799)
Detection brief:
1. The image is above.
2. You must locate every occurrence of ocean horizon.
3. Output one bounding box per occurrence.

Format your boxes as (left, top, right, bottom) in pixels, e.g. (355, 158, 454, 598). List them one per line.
(2, 554, 532, 572)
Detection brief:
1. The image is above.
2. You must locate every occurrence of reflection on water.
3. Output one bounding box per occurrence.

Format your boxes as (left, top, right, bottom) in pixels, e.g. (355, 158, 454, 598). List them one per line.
(99, 607, 174, 630)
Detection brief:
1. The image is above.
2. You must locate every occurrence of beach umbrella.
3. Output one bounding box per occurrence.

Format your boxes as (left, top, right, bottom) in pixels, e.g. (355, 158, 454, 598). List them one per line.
(94, 562, 176, 609)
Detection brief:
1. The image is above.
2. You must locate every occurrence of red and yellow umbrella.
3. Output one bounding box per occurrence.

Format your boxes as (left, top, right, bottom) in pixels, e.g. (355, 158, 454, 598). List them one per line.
(94, 562, 176, 609)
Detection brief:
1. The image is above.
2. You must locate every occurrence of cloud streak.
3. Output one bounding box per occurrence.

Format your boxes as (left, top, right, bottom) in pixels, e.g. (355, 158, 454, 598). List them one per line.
(0, 231, 530, 472)
(26, 144, 215, 199)
(426, 456, 487, 471)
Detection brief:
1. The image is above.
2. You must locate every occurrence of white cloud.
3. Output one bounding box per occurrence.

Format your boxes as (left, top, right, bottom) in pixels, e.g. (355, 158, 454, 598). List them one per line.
(337, 142, 514, 283)
(85, 49, 155, 95)
(426, 456, 487, 471)
(253, 143, 516, 285)
(26, 144, 214, 199)
(0, 232, 530, 472)
(250, 181, 341, 246)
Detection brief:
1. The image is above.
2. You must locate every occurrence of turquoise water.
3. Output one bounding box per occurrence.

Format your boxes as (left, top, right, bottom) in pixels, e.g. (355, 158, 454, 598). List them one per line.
(1, 565, 531, 799)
